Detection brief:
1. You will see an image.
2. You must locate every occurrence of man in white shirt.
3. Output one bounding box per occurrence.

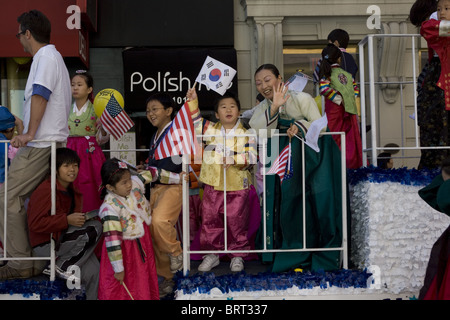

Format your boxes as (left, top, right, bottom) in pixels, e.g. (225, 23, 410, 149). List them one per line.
(0, 10, 71, 280)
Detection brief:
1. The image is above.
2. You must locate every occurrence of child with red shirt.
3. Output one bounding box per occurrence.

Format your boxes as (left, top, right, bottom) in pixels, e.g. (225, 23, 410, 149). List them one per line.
(27, 148, 102, 300)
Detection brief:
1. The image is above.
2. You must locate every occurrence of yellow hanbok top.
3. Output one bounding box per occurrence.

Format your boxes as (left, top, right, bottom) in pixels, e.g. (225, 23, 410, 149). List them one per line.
(187, 98, 257, 191)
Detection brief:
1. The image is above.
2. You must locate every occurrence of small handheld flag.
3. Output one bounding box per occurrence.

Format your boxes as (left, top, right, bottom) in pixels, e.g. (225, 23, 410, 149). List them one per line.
(154, 102, 198, 160)
(285, 71, 312, 93)
(100, 93, 134, 140)
(267, 143, 293, 184)
(305, 114, 328, 152)
(195, 56, 237, 95)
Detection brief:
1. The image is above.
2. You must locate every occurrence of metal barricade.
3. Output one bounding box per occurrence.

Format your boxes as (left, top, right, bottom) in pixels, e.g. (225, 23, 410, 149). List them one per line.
(358, 34, 450, 166)
(181, 130, 348, 275)
(0, 140, 57, 281)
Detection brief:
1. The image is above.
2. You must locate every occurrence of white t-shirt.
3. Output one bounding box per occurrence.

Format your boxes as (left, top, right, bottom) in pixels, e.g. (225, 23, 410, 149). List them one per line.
(23, 45, 71, 148)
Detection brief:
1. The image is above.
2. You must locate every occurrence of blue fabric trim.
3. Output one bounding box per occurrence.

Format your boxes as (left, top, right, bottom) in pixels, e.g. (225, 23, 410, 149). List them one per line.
(32, 84, 52, 101)
(348, 166, 440, 186)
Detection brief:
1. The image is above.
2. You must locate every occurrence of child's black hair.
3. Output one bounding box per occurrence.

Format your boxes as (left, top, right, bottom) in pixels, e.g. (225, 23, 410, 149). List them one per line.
(50, 148, 80, 171)
(409, 0, 438, 27)
(71, 71, 94, 89)
(377, 152, 392, 169)
(213, 91, 241, 113)
(100, 158, 130, 199)
(327, 29, 350, 48)
(145, 92, 177, 120)
(319, 43, 343, 79)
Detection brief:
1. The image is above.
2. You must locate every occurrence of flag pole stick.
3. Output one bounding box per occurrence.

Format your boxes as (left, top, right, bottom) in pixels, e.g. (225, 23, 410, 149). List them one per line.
(288, 137, 292, 175)
(288, 125, 293, 174)
(122, 282, 134, 300)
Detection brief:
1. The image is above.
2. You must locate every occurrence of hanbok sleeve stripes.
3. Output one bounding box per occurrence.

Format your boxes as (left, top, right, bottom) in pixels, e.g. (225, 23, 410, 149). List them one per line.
(99, 205, 124, 273)
(319, 78, 343, 105)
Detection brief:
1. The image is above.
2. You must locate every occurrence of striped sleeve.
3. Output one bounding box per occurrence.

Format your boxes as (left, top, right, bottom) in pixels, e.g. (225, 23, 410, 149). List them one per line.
(353, 79, 360, 98)
(139, 167, 159, 184)
(99, 204, 124, 273)
(319, 78, 343, 105)
(158, 168, 181, 184)
(187, 98, 202, 125)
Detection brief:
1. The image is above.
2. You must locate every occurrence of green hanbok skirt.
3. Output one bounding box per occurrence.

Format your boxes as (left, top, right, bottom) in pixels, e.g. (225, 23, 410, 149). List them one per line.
(259, 128, 344, 272)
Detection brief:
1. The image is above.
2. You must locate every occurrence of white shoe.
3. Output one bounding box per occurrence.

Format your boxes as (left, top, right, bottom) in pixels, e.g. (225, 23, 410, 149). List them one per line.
(198, 254, 219, 272)
(43, 265, 80, 282)
(230, 257, 244, 272)
(169, 253, 183, 273)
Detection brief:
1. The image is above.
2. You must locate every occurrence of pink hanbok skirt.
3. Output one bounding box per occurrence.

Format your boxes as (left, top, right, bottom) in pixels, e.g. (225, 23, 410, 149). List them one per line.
(325, 100, 363, 169)
(184, 185, 261, 260)
(98, 227, 159, 300)
(67, 136, 105, 212)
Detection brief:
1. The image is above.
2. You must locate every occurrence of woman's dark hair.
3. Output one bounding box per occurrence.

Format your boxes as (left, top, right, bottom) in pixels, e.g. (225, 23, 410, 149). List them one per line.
(256, 93, 265, 103)
(254, 64, 280, 78)
(213, 91, 241, 113)
(145, 92, 177, 120)
(409, 0, 438, 27)
(51, 148, 80, 171)
(100, 158, 130, 199)
(327, 29, 350, 48)
(441, 157, 450, 176)
(319, 43, 343, 79)
(17, 10, 51, 44)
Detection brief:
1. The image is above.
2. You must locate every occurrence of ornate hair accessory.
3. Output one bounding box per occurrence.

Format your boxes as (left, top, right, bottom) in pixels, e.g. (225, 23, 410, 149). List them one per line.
(324, 54, 329, 60)
(76, 70, 87, 74)
(103, 161, 129, 188)
(118, 161, 128, 169)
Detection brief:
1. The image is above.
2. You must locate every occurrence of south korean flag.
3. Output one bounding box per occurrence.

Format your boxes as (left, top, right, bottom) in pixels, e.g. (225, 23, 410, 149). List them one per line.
(195, 56, 237, 95)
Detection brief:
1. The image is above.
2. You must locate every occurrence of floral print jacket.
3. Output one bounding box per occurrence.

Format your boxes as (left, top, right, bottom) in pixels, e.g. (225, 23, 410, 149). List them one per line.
(99, 175, 151, 273)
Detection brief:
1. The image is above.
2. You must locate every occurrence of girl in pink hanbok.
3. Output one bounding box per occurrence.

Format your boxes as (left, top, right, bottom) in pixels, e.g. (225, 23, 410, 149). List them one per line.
(98, 158, 159, 300)
(319, 43, 363, 169)
(68, 71, 109, 213)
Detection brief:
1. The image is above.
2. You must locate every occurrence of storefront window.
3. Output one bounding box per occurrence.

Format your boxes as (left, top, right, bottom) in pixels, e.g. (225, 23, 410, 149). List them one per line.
(0, 58, 30, 117)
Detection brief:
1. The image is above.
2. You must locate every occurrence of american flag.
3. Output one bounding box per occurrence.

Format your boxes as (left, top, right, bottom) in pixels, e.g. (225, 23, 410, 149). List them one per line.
(154, 102, 198, 160)
(267, 143, 293, 184)
(100, 93, 134, 140)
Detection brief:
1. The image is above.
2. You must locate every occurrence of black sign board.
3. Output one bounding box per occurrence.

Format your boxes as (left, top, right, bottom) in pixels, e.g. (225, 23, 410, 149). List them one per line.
(91, 0, 234, 47)
(122, 47, 238, 114)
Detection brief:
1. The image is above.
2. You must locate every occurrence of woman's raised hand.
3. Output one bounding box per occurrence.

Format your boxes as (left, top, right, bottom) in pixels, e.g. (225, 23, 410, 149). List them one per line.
(270, 82, 291, 117)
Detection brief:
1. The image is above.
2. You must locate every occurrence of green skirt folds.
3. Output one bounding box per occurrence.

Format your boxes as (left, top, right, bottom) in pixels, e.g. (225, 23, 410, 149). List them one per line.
(259, 131, 344, 272)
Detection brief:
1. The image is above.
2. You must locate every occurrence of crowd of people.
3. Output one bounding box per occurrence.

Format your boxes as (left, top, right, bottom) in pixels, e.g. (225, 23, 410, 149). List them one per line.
(0, 2, 448, 300)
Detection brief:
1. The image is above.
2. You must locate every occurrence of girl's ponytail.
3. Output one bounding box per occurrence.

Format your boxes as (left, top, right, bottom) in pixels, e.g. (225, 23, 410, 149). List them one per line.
(319, 43, 342, 79)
